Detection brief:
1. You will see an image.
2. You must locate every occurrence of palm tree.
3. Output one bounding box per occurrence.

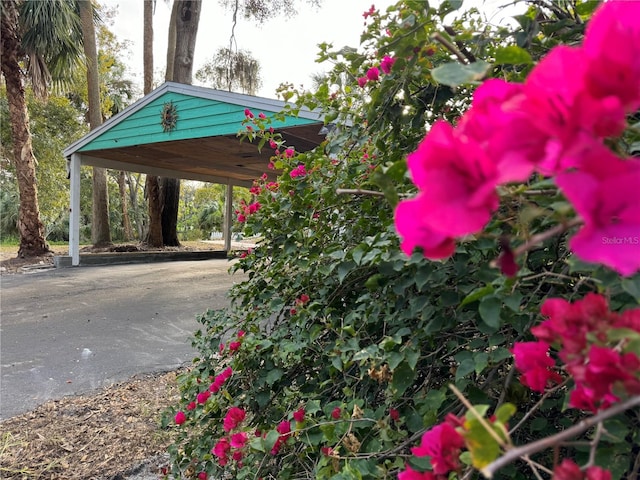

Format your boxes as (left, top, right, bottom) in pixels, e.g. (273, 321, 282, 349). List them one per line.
(0, 0, 83, 257)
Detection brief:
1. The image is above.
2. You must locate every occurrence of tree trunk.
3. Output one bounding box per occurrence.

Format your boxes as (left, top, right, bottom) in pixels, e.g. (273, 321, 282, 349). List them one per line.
(143, 0, 154, 93)
(0, 0, 50, 258)
(79, 0, 111, 247)
(160, 177, 180, 246)
(159, 0, 202, 247)
(118, 171, 133, 240)
(143, 0, 164, 247)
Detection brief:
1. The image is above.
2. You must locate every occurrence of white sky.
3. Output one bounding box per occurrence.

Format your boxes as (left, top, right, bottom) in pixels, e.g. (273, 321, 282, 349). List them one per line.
(101, 0, 525, 99)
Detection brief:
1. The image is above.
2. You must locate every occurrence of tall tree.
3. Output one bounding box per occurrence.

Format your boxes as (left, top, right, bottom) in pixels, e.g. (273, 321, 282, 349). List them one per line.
(0, 0, 83, 257)
(160, 0, 202, 247)
(79, 0, 111, 247)
(195, 47, 262, 94)
(144, 0, 164, 247)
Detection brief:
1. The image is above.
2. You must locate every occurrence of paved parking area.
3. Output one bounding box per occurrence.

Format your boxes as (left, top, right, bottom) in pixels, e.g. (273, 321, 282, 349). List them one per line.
(0, 259, 245, 419)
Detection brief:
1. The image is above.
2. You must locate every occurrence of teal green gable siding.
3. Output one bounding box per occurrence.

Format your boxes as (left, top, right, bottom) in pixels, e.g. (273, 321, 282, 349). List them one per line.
(79, 92, 318, 152)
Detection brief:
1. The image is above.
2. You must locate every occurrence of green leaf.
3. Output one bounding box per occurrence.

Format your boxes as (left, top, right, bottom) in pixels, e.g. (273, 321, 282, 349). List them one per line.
(494, 403, 516, 424)
(494, 45, 533, 65)
(478, 296, 502, 330)
(265, 368, 284, 385)
(456, 358, 476, 381)
(460, 285, 494, 306)
(264, 430, 281, 452)
(431, 61, 492, 88)
(392, 361, 416, 395)
(464, 417, 501, 469)
(622, 274, 640, 302)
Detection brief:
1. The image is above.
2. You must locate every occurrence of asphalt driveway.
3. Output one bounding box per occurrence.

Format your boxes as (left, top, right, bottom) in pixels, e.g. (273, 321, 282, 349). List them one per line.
(0, 259, 245, 419)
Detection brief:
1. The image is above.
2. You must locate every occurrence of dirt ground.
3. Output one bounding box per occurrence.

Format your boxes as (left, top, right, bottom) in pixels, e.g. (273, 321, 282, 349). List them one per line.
(0, 370, 182, 479)
(0, 241, 224, 479)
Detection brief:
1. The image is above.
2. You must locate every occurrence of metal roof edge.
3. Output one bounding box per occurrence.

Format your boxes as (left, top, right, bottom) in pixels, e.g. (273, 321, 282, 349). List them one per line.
(64, 82, 323, 157)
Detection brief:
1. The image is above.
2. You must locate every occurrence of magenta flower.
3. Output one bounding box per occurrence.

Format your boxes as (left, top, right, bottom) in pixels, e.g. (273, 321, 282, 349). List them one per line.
(511, 341, 562, 393)
(229, 341, 241, 353)
(582, 0, 640, 113)
(357, 76, 368, 87)
(186, 401, 196, 411)
(244, 108, 254, 118)
(174, 411, 186, 425)
(290, 164, 307, 178)
(366, 67, 380, 82)
(277, 420, 292, 436)
(554, 142, 640, 277)
(196, 391, 210, 404)
(398, 465, 437, 480)
(458, 79, 545, 183)
(331, 407, 341, 419)
(212, 437, 231, 465)
(293, 408, 305, 422)
(258, 112, 266, 119)
(223, 407, 246, 432)
(411, 422, 465, 475)
(405, 120, 499, 237)
(285, 148, 295, 158)
(522, 46, 626, 174)
(230, 432, 248, 448)
(394, 196, 456, 259)
(380, 55, 396, 74)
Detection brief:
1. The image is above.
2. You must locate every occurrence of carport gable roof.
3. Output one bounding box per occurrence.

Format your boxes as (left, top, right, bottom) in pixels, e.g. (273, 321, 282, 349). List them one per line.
(63, 82, 324, 186)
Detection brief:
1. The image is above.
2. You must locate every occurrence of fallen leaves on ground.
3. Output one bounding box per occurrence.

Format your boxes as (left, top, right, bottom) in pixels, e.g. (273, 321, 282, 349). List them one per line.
(0, 370, 182, 479)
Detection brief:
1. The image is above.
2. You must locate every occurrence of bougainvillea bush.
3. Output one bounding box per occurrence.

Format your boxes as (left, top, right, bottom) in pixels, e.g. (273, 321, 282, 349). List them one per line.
(163, 1, 640, 479)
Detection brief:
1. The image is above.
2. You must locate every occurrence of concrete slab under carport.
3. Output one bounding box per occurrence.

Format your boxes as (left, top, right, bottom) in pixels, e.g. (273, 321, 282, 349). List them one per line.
(53, 249, 229, 268)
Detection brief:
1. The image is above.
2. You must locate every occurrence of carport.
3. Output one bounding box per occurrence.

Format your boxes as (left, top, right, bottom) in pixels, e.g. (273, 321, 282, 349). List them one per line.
(63, 82, 324, 266)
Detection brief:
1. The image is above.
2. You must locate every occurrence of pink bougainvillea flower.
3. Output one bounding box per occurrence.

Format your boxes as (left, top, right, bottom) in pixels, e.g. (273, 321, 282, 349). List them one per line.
(230, 432, 248, 448)
(458, 79, 546, 183)
(212, 437, 231, 465)
(554, 142, 640, 277)
(582, 0, 640, 113)
(229, 341, 241, 353)
(244, 108, 254, 118)
(269, 139, 278, 150)
(174, 411, 186, 425)
(357, 76, 368, 87)
(237, 214, 246, 223)
(411, 423, 465, 475)
(232, 450, 244, 462)
(522, 47, 625, 174)
(293, 408, 306, 422)
(285, 148, 295, 158)
(535, 293, 614, 361)
(389, 408, 400, 421)
(363, 4, 376, 19)
(197, 472, 208, 480)
(397, 464, 437, 480)
(553, 459, 584, 480)
(290, 164, 307, 178)
(186, 401, 196, 411)
(331, 407, 341, 419)
(258, 112, 266, 119)
(406, 120, 499, 237)
(277, 420, 292, 437)
(366, 67, 380, 82)
(223, 407, 246, 432)
(585, 466, 613, 480)
(321, 446, 333, 456)
(380, 55, 396, 74)
(219, 342, 225, 355)
(196, 391, 210, 404)
(394, 196, 456, 259)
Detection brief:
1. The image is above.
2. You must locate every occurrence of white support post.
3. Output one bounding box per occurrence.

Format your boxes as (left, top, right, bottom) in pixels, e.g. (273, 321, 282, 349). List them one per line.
(224, 182, 233, 251)
(69, 153, 82, 266)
